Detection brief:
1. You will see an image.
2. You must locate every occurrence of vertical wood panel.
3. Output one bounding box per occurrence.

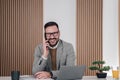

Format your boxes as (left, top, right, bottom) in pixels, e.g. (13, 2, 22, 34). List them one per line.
(119, 0, 120, 66)
(77, 0, 103, 75)
(0, 0, 43, 76)
(0, 0, 2, 75)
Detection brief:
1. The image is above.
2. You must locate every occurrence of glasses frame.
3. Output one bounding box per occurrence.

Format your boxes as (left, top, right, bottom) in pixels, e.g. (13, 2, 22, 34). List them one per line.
(45, 31, 59, 37)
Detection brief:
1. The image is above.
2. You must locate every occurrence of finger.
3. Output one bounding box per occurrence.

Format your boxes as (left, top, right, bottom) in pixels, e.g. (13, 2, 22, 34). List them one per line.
(34, 72, 42, 77)
(45, 40, 48, 43)
(36, 73, 43, 79)
(39, 75, 48, 79)
(37, 74, 46, 79)
(34, 72, 40, 76)
(46, 43, 49, 46)
(43, 38, 45, 43)
(43, 39, 48, 45)
(35, 71, 45, 76)
(35, 74, 40, 78)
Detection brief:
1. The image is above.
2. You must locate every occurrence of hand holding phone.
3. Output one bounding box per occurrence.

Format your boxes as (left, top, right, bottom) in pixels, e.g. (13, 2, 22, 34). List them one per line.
(42, 38, 49, 58)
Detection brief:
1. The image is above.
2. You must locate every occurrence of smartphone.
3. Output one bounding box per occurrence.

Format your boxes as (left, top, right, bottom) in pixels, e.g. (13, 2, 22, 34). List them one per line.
(44, 33, 51, 48)
(44, 33, 47, 40)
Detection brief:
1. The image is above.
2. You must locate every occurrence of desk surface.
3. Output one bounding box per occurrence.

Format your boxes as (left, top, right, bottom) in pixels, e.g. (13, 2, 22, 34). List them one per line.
(0, 75, 118, 80)
(0, 75, 53, 80)
(82, 76, 117, 80)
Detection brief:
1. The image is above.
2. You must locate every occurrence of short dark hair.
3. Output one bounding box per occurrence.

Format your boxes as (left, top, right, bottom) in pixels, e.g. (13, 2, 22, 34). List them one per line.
(44, 21, 59, 30)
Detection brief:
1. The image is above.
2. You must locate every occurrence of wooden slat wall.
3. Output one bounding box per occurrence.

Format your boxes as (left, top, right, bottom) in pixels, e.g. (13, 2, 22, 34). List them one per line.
(77, 0, 103, 75)
(0, 0, 43, 76)
(119, 0, 120, 66)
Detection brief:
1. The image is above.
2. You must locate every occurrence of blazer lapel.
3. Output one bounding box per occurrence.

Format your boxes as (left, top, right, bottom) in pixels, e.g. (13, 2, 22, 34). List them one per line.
(56, 40, 63, 70)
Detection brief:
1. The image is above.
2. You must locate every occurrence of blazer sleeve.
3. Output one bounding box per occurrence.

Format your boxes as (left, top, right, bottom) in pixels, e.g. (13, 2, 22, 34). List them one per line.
(32, 45, 47, 75)
(66, 43, 76, 66)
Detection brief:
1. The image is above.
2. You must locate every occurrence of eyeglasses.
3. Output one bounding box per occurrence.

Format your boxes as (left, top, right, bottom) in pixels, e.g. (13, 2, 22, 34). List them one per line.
(45, 31, 59, 37)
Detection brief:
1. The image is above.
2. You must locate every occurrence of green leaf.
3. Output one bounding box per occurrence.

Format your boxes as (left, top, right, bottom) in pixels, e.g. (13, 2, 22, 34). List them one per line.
(89, 66, 99, 70)
(102, 66, 110, 71)
(89, 60, 110, 72)
(92, 61, 105, 65)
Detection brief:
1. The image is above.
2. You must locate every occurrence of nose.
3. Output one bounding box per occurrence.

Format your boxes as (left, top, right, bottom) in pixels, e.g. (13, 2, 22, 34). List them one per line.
(50, 34, 54, 38)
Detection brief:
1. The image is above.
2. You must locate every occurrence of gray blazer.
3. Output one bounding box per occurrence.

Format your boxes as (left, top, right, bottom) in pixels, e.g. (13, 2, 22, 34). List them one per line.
(32, 39, 75, 78)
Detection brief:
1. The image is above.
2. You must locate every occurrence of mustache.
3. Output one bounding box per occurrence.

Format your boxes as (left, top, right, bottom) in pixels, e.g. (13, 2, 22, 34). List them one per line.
(48, 38, 57, 41)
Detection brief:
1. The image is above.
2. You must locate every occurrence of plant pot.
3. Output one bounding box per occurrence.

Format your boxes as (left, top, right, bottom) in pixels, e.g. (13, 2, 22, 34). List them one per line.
(96, 73, 107, 78)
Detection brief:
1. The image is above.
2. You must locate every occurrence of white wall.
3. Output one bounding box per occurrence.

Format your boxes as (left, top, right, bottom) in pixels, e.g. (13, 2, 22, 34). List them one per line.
(43, 0, 76, 51)
(103, 0, 119, 75)
(44, 0, 119, 75)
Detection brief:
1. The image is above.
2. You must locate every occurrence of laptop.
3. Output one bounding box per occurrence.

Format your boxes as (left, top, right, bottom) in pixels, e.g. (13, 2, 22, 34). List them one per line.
(57, 65, 86, 80)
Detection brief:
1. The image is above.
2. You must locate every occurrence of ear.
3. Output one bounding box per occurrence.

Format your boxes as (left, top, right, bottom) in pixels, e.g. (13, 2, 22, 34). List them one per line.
(58, 31, 60, 36)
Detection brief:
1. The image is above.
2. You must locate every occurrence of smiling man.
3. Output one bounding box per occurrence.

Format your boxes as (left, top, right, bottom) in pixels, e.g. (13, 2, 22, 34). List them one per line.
(32, 21, 75, 79)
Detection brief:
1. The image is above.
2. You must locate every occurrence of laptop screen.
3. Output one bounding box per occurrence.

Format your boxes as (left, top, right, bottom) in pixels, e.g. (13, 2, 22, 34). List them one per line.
(58, 65, 86, 80)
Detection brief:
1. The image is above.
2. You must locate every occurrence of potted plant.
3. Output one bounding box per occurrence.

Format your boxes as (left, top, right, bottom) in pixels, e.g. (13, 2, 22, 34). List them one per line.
(89, 60, 110, 78)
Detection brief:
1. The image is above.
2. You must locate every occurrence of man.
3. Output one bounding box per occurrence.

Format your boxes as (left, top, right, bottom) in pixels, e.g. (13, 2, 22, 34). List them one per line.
(32, 21, 75, 79)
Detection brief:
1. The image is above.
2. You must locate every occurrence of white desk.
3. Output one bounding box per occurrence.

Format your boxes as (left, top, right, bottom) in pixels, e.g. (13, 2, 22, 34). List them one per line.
(82, 76, 119, 80)
(0, 75, 53, 80)
(0, 76, 118, 80)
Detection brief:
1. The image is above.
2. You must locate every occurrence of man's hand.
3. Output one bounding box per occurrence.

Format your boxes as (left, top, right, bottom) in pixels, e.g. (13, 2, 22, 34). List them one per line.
(43, 39, 49, 58)
(34, 71, 51, 79)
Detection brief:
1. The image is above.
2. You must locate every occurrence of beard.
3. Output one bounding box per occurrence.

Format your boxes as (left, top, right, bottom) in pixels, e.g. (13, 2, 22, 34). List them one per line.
(48, 38, 59, 47)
